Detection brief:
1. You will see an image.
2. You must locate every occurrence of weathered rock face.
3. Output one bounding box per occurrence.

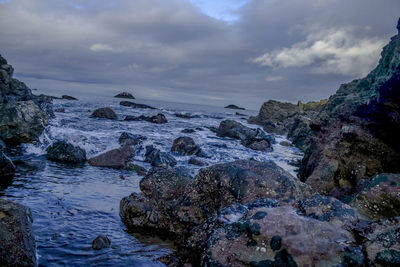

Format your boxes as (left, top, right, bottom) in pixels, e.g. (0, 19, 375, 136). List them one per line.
(114, 92, 135, 99)
(171, 136, 202, 156)
(145, 145, 177, 167)
(0, 199, 37, 267)
(120, 101, 155, 109)
(297, 26, 400, 200)
(118, 132, 147, 147)
(90, 107, 117, 120)
(351, 173, 400, 220)
(46, 141, 87, 163)
(88, 146, 135, 169)
(0, 151, 15, 182)
(0, 100, 48, 145)
(216, 120, 274, 152)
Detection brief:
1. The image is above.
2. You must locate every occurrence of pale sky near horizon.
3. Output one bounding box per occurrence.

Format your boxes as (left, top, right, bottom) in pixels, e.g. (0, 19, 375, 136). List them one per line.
(0, 0, 399, 109)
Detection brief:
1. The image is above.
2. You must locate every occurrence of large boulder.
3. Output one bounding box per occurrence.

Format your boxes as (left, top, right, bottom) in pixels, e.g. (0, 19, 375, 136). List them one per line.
(171, 136, 202, 156)
(88, 146, 135, 169)
(90, 107, 117, 120)
(145, 145, 177, 167)
(46, 141, 87, 163)
(0, 100, 48, 145)
(120, 101, 155, 109)
(0, 199, 37, 267)
(0, 151, 15, 183)
(351, 173, 400, 220)
(216, 120, 273, 152)
(114, 92, 135, 99)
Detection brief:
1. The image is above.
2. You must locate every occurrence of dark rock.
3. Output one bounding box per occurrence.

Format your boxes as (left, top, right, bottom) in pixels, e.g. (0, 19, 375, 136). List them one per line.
(225, 104, 245, 110)
(92, 235, 111, 250)
(0, 100, 48, 145)
(124, 113, 168, 124)
(171, 136, 202, 156)
(279, 141, 293, 147)
(54, 108, 65, 113)
(118, 132, 147, 146)
(61, 95, 78, 100)
(119, 101, 155, 109)
(0, 151, 15, 182)
(235, 112, 246, 116)
(216, 120, 274, 151)
(0, 199, 37, 267)
(125, 163, 147, 176)
(46, 141, 87, 163)
(174, 113, 198, 119)
(114, 92, 135, 99)
(351, 173, 400, 219)
(188, 157, 207, 166)
(90, 107, 117, 120)
(181, 128, 195, 133)
(88, 146, 135, 169)
(145, 145, 177, 167)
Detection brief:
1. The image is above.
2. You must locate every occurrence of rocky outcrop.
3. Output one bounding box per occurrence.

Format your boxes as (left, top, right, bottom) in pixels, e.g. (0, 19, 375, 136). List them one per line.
(88, 146, 135, 169)
(0, 199, 37, 267)
(217, 120, 274, 152)
(114, 92, 135, 99)
(90, 107, 118, 120)
(118, 132, 147, 147)
(0, 100, 48, 145)
(145, 145, 177, 167)
(125, 113, 168, 124)
(171, 136, 202, 156)
(120, 101, 155, 109)
(46, 141, 87, 163)
(0, 151, 15, 183)
(224, 104, 245, 110)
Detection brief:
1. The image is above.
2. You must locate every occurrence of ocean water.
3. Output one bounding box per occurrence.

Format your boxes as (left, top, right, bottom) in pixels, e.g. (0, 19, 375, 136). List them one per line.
(0, 96, 302, 266)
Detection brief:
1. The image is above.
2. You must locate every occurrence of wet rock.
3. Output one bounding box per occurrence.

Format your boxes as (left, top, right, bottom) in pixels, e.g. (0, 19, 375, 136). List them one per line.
(351, 173, 400, 220)
(181, 128, 195, 133)
(124, 113, 168, 124)
(114, 92, 135, 99)
(54, 108, 65, 113)
(145, 145, 177, 167)
(125, 163, 147, 176)
(119, 101, 155, 109)
(171, 136, 202, 156)
(225, 104, 245, 110)
(92, 235, 111, 250)
(0, 100, 48, 145)
(46, 141, 87, 163)
(236, 112, 246, 116)
(0, 199, 37, 267)
(216, 120, 274, 151)
(174, 113, 199, 119)
(279, 141, 293, 147)
(118, 132, 147, 147)
(188, 157, 207, 166)
(88, 146, 135, 169)
(90, 107, 117, 120)
(0, 151, 15, 182)
(61, 95, 78, 100)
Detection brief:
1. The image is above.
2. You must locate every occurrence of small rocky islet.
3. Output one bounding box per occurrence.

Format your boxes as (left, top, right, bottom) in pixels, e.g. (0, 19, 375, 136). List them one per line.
(0, 19, 400, 267)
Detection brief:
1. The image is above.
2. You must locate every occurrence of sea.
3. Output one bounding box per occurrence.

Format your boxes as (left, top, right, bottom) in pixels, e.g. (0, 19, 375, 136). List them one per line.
(0, 95, 302, 266)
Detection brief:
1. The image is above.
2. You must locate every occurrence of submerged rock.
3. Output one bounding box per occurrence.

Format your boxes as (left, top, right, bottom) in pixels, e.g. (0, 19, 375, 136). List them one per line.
(120, 101, 155, 109)
(145, 145, 177, 167)
(46, 141, 87, 163)
(92, 235, 111, 250)
(88, 146, 135, 169)
(171, 136, 202, 156)
(125, 113, 168, 124)
(224, 104, 245, 110)
(90, 107, 117, 120)
(114, 92, 135, 99)
(125, 163, 147, 176)
(118, 132, 147, 147)
(0, 199, 37, 267)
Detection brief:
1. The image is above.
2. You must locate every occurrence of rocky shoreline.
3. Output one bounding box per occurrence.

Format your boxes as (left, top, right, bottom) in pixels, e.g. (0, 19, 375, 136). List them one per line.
(0, 19, 399, 267)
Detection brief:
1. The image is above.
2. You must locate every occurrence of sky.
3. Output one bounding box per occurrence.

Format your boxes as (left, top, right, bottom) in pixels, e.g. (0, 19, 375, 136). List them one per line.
(0, 0, 399, 109)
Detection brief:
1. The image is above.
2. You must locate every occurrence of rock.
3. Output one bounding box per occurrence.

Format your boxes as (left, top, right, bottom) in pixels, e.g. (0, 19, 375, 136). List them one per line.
(0, 100, 48, 145)
(119, 101, 155, 109)
(118, 132, 147, 146)
(92, 235, 111, 250)
(216, 120, 273, 151)
(181, 128, 195, 133)
(0, 199, 37, 267)
(0, 151, 15, 182)
(171, 136, 202, 156)
(236, 112, 246, 116)
(351, 173, 400, 220)
(88, 146, 135, 169)
(54, 108, 65, 113)
(225, 104, 245, 110)
(61, 95, 78, 100)
(297, 99, 328, 112)
(145, 145, 177, 167)
(279, 141, 293, 147)
(90, 107, 117, 120)
(46, 141, 87, 163)
(114, 92, 135, 99)
(174, 113, 199, 119)
(188, 157, 207, 166)
(125, 113, 168, 124)
(125, 163, 147, 176)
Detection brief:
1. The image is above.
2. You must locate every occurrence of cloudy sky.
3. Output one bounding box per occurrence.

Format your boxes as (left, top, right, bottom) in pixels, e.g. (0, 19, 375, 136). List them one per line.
(0, 0, 399, 109)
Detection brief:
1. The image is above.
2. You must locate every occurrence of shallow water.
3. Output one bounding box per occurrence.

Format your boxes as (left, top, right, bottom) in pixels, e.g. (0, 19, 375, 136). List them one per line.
(1, 96, 302, 266)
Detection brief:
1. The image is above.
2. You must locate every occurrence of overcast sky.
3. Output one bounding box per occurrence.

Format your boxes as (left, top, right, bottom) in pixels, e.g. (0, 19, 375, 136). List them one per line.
(0, 0, 399, 109)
